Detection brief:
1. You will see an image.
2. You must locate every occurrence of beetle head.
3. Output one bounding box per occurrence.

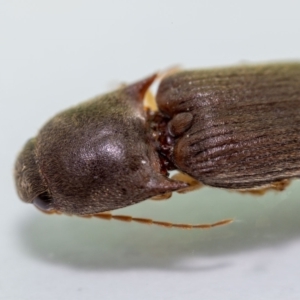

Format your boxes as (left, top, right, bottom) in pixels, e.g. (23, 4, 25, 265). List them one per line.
(14, 75, 187, 215)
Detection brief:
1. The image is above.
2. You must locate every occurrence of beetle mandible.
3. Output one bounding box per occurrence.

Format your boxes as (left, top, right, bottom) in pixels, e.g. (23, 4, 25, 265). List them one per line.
(14, 62, 300, 229)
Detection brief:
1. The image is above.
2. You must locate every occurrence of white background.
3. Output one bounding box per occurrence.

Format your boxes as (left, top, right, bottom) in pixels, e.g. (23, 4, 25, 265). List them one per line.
(1, 1, 300, 299)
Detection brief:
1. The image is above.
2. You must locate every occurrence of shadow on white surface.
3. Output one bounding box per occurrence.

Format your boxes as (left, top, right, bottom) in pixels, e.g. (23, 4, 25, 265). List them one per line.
(16, 183, 300, 271)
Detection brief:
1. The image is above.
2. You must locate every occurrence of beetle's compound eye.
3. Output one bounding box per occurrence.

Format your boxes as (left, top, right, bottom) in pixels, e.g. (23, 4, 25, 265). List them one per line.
(33, 192, 55, 213)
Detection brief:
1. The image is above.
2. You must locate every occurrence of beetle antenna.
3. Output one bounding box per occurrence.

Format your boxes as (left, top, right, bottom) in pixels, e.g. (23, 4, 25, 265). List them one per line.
(85, 213, 233, 229)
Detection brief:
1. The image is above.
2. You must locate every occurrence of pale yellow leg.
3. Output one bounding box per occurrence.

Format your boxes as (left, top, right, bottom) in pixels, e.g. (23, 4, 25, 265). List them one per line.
(143, 66, 182, 112)
(157, 65, 182, 80)
(171, 172, 204, 194)
(151, 192, 173, 201)
(144, 89, 158, 111)
(235, 179, 291, 196)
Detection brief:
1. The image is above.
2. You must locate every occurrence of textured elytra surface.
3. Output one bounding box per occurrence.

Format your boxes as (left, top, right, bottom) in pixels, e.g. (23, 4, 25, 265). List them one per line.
(157, 63, 300, 189)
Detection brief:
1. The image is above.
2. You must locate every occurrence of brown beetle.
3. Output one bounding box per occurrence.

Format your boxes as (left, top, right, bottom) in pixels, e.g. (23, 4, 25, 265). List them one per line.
(14, 62, 300, 229)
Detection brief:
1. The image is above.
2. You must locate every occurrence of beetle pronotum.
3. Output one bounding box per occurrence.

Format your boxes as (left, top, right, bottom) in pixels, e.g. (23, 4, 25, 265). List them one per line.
(14, 62, 300, 229)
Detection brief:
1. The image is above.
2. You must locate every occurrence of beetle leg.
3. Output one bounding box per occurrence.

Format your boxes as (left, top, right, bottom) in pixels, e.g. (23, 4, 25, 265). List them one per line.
(151, 192, 173, 200)
(157, 65, 181, 80)
(90, 213, 233, 229)
(236, 179, 291, 195)
(150, 173, 203, 201)
(143, 66, 181, 111)
(144, 89, 158, 111)
(171, 172, 204, 194)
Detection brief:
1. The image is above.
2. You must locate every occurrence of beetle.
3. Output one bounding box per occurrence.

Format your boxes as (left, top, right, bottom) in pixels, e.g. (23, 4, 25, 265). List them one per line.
(14, 62, 300, 229)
